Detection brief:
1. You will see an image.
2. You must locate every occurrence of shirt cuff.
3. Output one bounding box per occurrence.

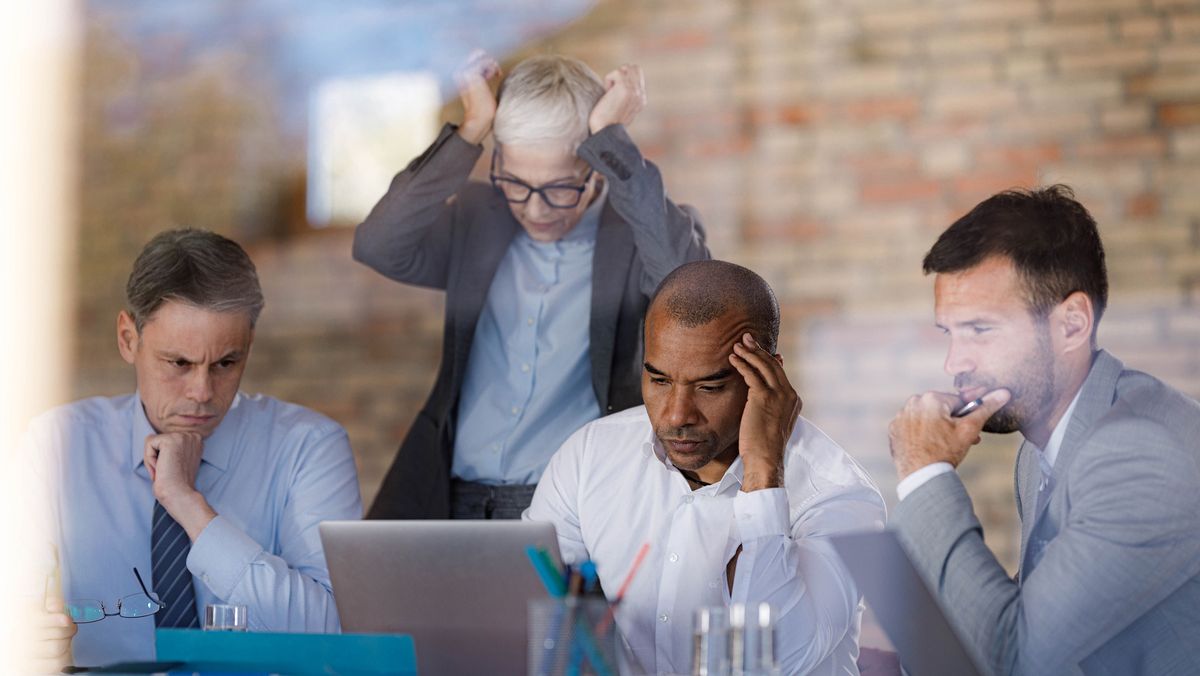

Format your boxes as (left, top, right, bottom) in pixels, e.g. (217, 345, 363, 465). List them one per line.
(896, 463, 955, 501)
(186, 515, 264, 600)
(733, 487, 790, 541)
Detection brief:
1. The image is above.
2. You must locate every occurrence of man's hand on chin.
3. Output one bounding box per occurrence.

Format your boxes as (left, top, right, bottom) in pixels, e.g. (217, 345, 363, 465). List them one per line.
(144, 432, 217, 539)
(888, 389, 1010, 480)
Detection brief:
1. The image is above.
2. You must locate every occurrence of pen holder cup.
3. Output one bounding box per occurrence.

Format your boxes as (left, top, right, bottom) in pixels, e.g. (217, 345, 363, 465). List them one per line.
(528, 597, 621, 676)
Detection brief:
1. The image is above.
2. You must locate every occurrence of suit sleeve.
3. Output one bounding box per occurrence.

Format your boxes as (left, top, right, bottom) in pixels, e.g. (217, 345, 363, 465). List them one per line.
(576, 124, 709, 295)
(892, 416, 1200, 676)
(351, 123, 483, 289)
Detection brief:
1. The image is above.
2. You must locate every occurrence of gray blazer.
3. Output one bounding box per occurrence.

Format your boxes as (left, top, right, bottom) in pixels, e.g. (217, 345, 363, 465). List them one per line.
(893, 350, 1200, 675)
(353, 123, 709, 519)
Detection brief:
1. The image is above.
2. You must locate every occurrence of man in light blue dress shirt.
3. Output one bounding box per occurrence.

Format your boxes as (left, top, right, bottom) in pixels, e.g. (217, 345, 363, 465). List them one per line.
(26, 229, 362, 668)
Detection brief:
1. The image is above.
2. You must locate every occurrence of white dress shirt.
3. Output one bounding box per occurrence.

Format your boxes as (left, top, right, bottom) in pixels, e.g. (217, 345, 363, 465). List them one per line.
(896, 389, 1083, 501)
(525, 406, 886, 676)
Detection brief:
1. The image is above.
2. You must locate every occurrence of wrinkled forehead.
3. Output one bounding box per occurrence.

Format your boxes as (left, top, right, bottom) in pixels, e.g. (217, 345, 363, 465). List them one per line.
(644, 308, 756, 376)
(497, 143, 589, 183)
(138, 301, 254, 350)
(933, 257, 1032, 325)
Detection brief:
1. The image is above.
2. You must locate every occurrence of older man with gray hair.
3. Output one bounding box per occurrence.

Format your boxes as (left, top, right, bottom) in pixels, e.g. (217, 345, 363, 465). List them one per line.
(355, 51, 709, 519)
(25, 229, 362, 669)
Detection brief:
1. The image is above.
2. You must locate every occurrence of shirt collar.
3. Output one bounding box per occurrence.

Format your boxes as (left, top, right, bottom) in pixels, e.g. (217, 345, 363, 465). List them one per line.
(568, 180, 606, 243)
(643, 431, 744, 493)
(127, 392, 241, 475)
(1034, 386, 1083, 474)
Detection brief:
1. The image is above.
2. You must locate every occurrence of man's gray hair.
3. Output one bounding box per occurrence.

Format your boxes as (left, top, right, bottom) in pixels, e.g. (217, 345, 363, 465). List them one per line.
(126, 228, 265, 332)
(494, 55, 606, 150)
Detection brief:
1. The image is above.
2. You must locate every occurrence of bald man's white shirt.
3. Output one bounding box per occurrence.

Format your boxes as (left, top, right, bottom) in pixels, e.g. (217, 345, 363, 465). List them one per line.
(525, 406, 885, 676)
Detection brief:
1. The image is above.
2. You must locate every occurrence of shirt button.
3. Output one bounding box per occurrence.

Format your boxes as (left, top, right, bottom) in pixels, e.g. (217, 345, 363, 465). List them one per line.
(668, 553, 679, 563)
(683, 495, 694, 504)
(511, 406, 520, 415)
(202, 573, 210, 583)
(520, 363, 530, 373)
(708, 581, 719, 589)
(527, 317, 535, 326)
(658, 613, 669, 623)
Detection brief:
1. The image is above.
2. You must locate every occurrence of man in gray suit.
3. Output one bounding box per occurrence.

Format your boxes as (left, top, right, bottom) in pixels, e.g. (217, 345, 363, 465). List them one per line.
(888, 185, 1200, 675)
(354, 51, 708, 519)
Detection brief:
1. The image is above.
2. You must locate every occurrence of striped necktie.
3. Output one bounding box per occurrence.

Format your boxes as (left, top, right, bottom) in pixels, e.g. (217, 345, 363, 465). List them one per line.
(151, 501, 200, 628)
(1026, 451, 1057, 573)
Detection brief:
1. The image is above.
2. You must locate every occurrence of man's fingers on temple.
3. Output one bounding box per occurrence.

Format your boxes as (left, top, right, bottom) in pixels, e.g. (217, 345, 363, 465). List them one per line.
(732, 343, 782, 389)
(729, 352, 768, 390)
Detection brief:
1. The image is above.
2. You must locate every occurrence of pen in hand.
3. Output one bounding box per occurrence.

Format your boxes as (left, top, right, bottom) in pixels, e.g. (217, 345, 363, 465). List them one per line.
(951, 397, 984, 418)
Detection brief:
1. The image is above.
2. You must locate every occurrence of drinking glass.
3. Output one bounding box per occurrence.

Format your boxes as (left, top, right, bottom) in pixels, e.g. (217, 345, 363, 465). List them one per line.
(203, 603, 248, 631)
(692, 605, 730, 676)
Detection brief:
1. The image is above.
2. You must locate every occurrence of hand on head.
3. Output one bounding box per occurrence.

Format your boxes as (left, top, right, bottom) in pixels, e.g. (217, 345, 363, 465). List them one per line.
(588, 64, 646, 134)
(888, 388, 1011, 479)
(729, 333, 802, 491)
(455, 49, 503, 145)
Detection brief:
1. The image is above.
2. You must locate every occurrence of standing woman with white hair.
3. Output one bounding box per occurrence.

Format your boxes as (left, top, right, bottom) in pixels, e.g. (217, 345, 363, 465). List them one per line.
(354, 51, 709, 519)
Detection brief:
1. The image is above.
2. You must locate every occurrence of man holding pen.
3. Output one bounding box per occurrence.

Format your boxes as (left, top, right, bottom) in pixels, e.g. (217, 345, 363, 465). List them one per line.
(888, 186, 1200, 675)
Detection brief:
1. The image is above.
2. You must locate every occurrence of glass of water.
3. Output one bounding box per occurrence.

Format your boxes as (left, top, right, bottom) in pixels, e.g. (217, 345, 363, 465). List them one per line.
(692, 605, 730, 675)
(693, 603, 778, 676)
(203, 603, 248, 631)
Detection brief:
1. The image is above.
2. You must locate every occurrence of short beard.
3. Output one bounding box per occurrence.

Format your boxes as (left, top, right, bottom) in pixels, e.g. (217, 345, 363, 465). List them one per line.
(981, 407, 1024, 434)
(967, 321, 1057, 435)
(654, 427, 723, 471)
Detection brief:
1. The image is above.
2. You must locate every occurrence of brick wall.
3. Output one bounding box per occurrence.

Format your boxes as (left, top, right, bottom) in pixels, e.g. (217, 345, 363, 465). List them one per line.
(75, 0, 1200, 576)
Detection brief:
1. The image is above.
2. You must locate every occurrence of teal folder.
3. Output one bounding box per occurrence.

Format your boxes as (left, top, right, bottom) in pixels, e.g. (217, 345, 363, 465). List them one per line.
(154, 629, 417, 675)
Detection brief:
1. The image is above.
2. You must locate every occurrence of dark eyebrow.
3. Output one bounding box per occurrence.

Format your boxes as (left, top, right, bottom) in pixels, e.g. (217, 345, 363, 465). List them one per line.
(156, 350, 245, 364)
(643, 363, 734, 382)
(696, 367, 735, 382)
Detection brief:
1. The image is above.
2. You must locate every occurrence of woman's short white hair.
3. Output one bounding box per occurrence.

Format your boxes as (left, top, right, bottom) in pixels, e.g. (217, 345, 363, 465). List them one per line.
(494, 55, 605, 150)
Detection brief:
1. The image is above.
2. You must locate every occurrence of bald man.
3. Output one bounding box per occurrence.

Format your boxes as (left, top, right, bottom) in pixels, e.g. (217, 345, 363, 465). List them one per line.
(525, 260, 885, 676)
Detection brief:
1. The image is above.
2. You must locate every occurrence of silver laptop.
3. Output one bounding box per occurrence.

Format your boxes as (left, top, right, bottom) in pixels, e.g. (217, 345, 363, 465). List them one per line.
(831, 530, 985, 676)
(320, 520, 561, 676)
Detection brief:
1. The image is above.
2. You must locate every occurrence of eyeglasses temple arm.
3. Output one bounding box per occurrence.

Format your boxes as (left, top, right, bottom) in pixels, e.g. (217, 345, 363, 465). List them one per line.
(132, 567, 161, 607)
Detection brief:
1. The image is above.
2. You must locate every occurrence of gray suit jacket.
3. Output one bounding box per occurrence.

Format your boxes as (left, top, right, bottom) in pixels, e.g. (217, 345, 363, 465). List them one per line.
(892, 350, 1200, 675)
(353, 123, 709, 518)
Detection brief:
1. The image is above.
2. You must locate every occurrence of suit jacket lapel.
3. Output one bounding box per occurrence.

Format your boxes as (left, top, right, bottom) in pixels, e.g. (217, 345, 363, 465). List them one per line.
(589, 199, 636, 410)
(451, 195, 519, 381)
(1016, 439, 1039, 554)
(1018, 350, 1125, 578)
(1047, 350, 1124, 484)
